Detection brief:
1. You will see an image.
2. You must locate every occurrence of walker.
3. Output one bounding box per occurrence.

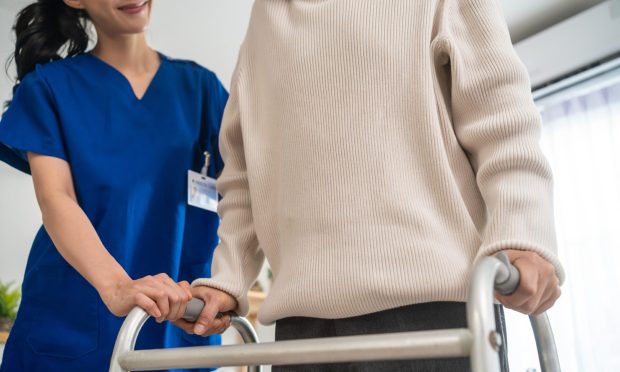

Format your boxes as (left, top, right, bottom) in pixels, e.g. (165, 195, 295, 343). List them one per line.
(109, 252, 561, 372)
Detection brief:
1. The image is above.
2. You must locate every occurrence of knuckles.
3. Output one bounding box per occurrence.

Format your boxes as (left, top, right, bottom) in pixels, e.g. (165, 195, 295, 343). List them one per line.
(520, 279, 537, 297)
(156, 290, 166, 299)
(170, 295, 181, 304)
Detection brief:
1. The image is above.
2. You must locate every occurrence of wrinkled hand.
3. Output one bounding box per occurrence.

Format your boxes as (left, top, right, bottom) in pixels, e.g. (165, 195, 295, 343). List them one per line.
(100, 273, 192, 323)
(495, 250, 561, 315)
(173, 286, 237, 336)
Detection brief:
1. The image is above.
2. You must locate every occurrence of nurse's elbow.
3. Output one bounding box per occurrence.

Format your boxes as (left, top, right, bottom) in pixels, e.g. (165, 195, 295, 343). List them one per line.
(37, 191, 77, 220)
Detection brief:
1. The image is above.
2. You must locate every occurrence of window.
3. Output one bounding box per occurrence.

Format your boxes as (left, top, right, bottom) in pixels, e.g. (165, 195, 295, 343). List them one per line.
(507, 66, 620, 372)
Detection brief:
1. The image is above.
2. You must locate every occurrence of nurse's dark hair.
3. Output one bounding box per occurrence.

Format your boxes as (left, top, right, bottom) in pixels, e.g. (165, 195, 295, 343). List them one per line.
(5, 0, 89, 106)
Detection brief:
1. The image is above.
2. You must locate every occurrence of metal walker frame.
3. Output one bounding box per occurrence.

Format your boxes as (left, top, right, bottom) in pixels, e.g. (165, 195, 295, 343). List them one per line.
(109, 253, 560, 372)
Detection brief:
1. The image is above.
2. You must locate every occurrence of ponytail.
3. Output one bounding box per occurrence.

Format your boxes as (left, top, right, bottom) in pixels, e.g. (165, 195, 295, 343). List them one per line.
(9, 0, 90, 99)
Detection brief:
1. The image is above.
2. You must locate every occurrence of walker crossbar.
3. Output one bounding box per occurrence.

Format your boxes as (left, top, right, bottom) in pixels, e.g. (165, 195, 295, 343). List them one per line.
(109, 253, 561, 372)
(118, 329, 471, 371)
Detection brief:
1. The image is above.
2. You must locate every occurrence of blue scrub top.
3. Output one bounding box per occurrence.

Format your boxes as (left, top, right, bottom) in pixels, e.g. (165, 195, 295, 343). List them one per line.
(0, 53, 228, 372)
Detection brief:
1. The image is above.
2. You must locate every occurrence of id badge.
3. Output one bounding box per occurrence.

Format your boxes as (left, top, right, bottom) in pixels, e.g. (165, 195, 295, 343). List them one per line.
(188, 170, 218, 213)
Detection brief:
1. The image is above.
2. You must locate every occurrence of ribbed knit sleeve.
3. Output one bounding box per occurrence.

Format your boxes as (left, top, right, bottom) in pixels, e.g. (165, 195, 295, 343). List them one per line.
(440, 0, 565, 282)
(192, 49, 265, 316)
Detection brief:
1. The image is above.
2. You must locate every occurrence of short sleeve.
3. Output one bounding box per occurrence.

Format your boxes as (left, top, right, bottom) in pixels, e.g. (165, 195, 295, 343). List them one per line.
(0, 67, 68, 174)
(202, 70, 229, 176)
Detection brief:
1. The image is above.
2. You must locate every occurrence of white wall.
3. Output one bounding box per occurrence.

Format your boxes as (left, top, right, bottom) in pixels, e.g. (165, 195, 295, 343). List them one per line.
(500, 0, 605, 41)
(0, 2, 40, 287)
(148, 0, 254, 89)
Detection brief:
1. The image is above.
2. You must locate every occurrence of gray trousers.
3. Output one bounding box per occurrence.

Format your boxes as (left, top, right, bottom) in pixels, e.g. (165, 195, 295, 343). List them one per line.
(273, 302, 509, 372)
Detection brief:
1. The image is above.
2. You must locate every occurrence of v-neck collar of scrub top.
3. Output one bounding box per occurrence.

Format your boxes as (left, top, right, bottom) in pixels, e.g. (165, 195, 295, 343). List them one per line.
(85, 51, 167, 102)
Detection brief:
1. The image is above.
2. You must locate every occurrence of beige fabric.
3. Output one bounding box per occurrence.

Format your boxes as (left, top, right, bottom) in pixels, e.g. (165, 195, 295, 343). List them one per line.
(193, 0, 565, 325)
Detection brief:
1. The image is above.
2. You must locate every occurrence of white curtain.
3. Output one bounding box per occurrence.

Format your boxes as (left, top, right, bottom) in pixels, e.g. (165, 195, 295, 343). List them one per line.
(506, 73, 620, 372)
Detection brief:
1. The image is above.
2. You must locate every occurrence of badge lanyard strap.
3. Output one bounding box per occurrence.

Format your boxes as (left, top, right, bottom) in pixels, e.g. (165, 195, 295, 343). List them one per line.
(201, 151, 210, 176)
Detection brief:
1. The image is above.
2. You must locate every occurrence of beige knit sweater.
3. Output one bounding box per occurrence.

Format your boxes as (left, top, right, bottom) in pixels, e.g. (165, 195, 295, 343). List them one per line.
(193, 0, 565, 325)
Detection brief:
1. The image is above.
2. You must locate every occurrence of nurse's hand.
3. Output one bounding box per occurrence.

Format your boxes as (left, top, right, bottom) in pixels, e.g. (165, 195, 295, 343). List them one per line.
(100, 273, 193, 323)
(172, 286, 237, 336)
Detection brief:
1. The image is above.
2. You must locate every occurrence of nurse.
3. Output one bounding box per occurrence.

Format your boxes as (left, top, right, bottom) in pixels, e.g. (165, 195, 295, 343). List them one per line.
(0, 0, 228, 371)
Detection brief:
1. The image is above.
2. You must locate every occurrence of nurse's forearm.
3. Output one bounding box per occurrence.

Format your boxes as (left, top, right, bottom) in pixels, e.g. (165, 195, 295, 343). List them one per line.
(27, 153, 130, 295)
(39, 192, 192, 320)
(28, 153, 191, 320)
(39, 192, 131, 294)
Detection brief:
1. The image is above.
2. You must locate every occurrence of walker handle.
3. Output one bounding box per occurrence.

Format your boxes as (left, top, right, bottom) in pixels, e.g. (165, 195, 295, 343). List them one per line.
(182, 298, 236, 323)
(181, 254, 521, 320)
(182, 298, 207, 322)
(181, 298, 261, 372)
(493, 251, 520, 296)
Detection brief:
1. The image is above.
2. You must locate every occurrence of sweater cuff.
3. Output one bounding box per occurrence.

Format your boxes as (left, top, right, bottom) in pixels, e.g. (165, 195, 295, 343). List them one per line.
(190, 278, 250, 317)
(476, 240, 566, 285)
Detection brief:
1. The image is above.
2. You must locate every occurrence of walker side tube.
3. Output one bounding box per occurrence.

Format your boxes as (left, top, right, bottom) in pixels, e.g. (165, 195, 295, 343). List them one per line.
(530, 313, 561, 372)
(109, 304, 262, 372)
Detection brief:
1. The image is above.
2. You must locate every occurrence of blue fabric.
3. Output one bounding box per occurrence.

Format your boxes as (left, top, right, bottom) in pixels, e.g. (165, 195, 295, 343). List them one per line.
(0, 53, 228, 372)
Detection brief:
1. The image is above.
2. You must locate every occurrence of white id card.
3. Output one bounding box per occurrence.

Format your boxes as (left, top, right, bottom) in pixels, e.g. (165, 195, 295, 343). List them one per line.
(188, 170, 218, 213)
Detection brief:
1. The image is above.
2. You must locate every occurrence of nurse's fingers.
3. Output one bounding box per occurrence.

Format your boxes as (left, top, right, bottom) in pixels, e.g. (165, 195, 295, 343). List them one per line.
(134, 292, 161, 319)
(174, 281, 193, 321)
(172, 318, 195, 334)
(178, 281, 193, 300)
(155, 274, 190, 299)
(154, 286, 173, 323)
(159, 276, 187, 321)
(137, 283, 171, 323)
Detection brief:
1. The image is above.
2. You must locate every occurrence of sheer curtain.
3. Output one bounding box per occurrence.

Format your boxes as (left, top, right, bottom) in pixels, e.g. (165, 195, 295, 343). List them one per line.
(506, 70, 620, 372)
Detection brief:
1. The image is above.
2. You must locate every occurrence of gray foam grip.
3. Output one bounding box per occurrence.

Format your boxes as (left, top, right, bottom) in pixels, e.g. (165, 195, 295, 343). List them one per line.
(182, 298, 205, 322)
(494, 251, 521, 296)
